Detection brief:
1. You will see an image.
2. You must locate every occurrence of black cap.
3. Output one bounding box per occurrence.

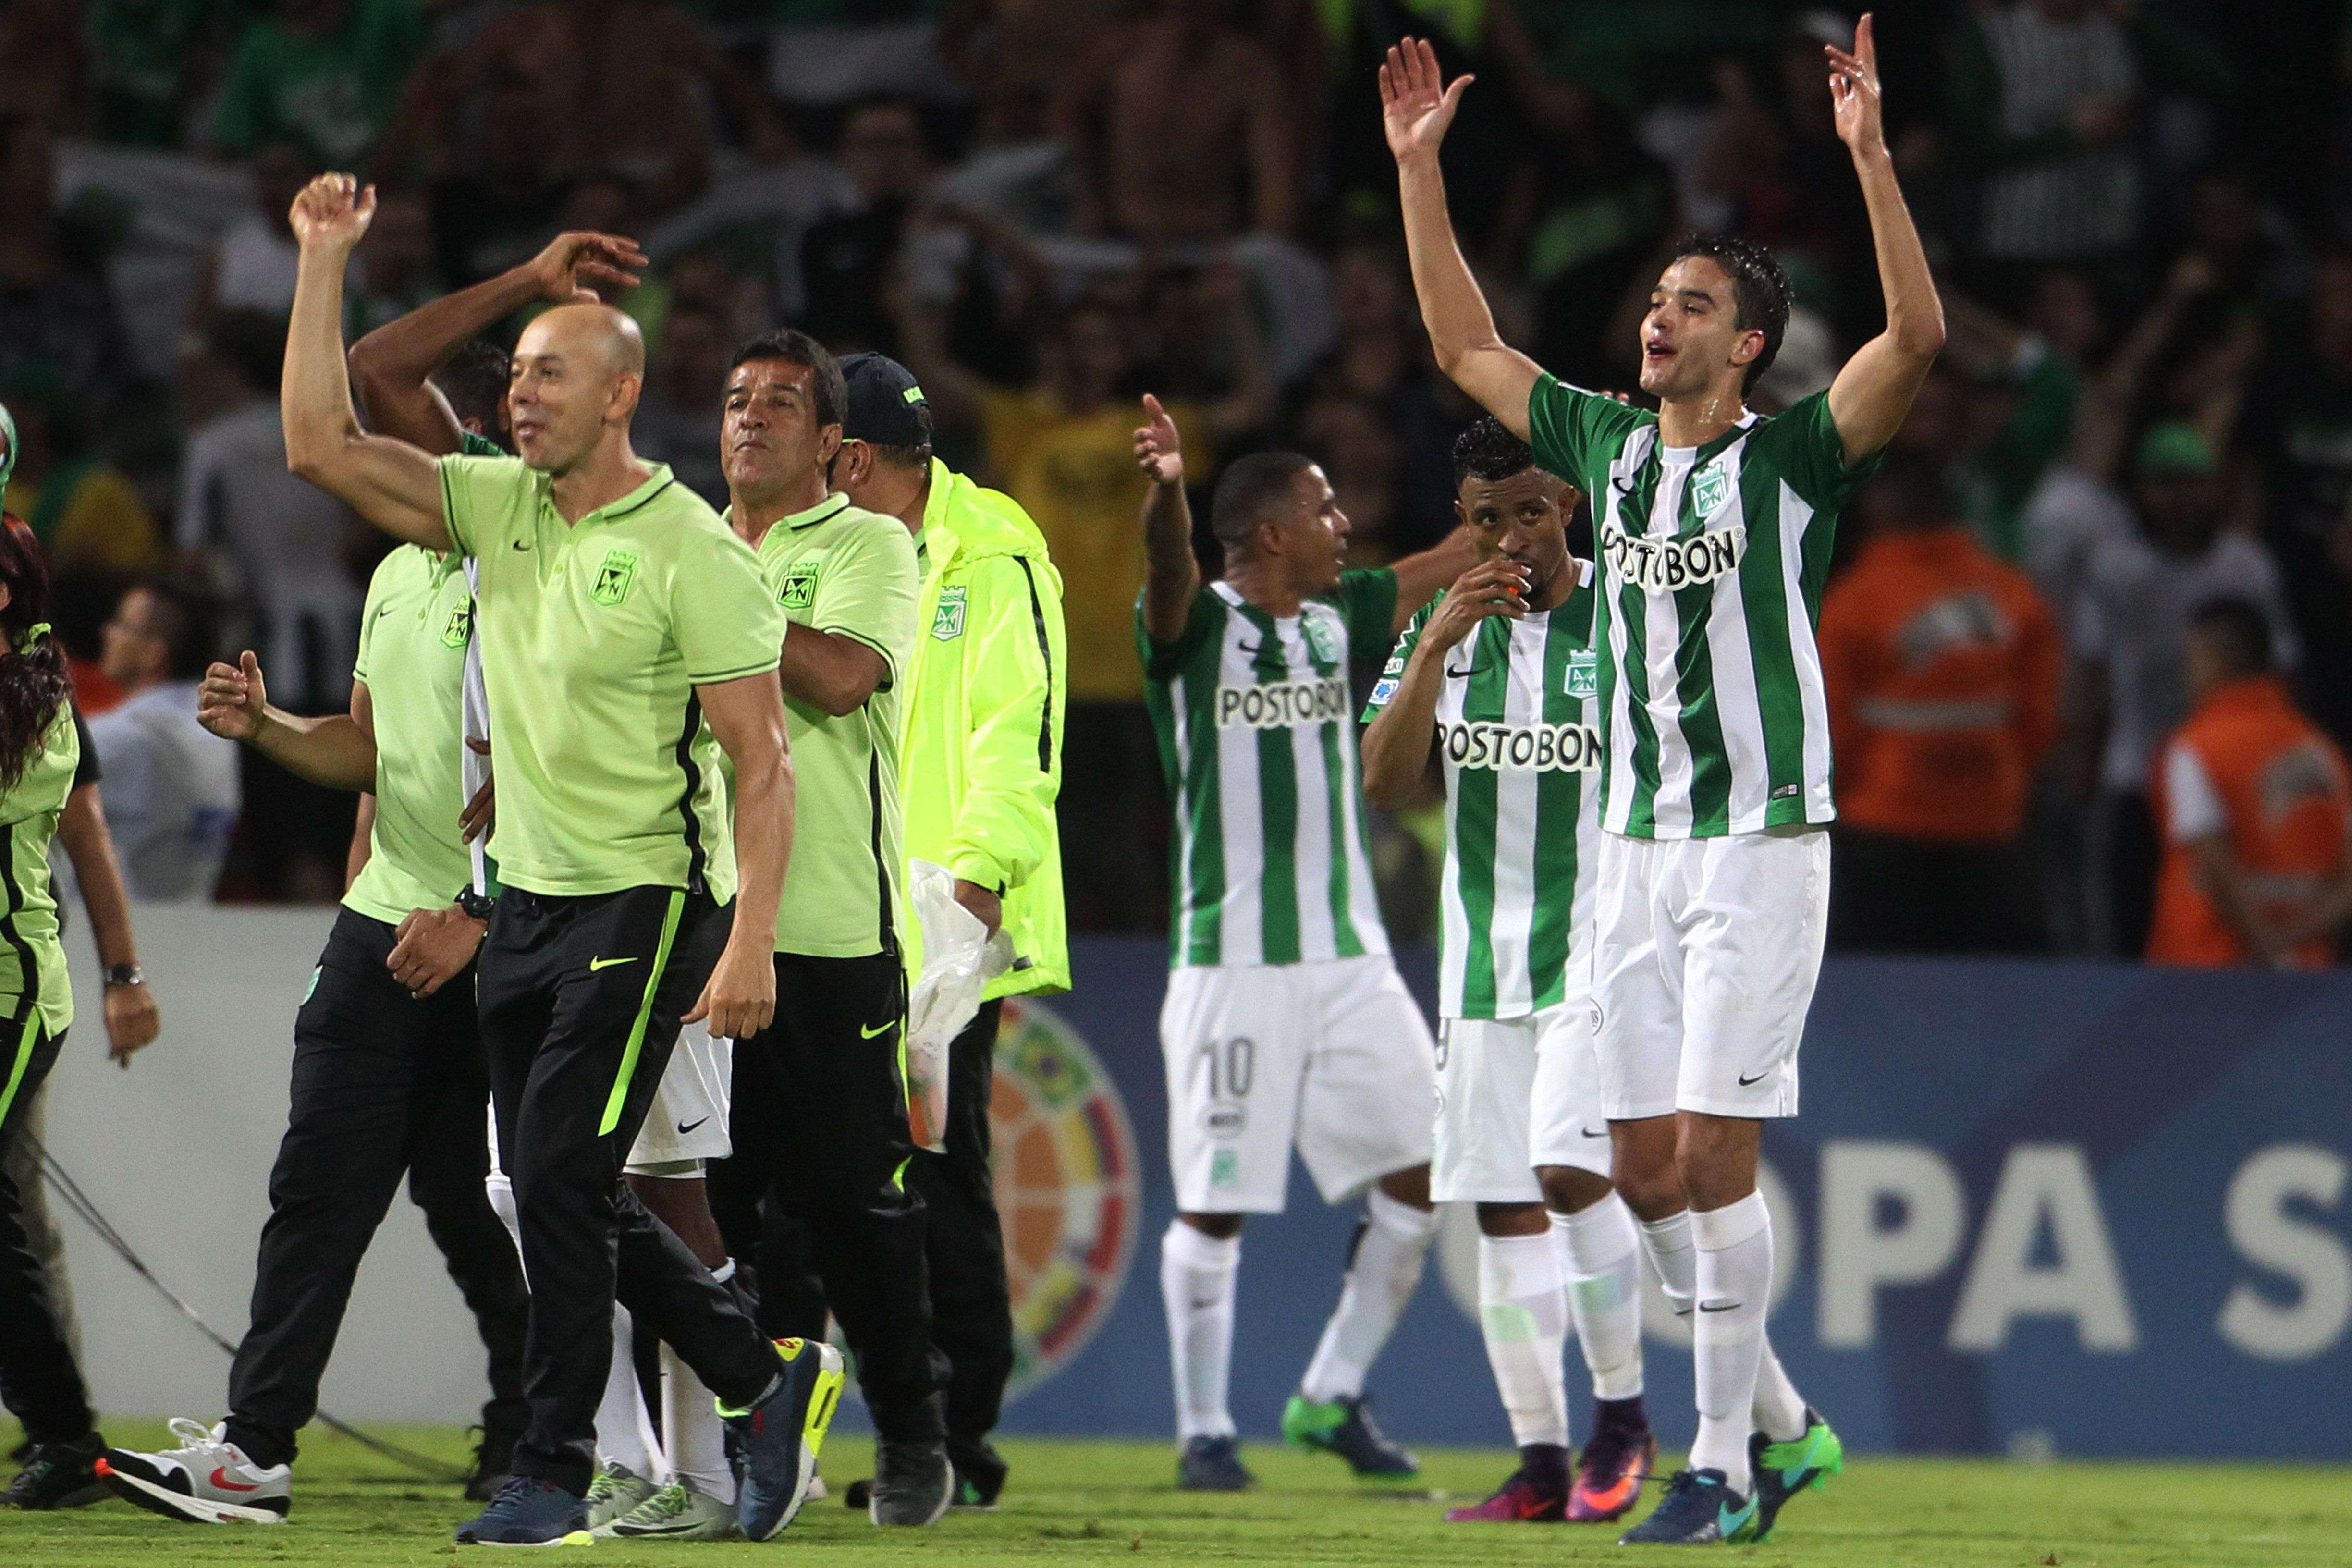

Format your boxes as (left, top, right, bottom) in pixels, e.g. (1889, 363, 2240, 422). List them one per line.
(839, 353, 932, 448)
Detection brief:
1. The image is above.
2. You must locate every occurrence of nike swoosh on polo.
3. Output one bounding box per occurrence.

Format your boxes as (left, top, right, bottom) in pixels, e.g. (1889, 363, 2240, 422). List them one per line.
(511, 539, 532, 551)
(1581, 1125, 1609, 1139)
(589, 956, 637, 972)
(209, 1468, 259, 1493)
(1737, 1069, 1771, 1086)
(1697, 1299, 1741, 1313)
(858, 1020, 895, 1039)
(676, 1117, 709, 1136)
(1716, 1494, 1758, 1540)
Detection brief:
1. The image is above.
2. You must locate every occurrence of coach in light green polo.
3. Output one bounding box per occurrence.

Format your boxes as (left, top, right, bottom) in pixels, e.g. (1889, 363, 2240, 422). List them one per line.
(274, 173, 833, 1547)
(705, 329, 948, 1528)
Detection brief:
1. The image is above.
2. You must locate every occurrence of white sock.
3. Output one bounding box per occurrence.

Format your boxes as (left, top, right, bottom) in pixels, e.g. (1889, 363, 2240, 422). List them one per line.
(596, 1303, 663, 1479)
(1475, 1231, 1569, 1450)
(485, 1171, 520, 1257)
(1689, 1193, 1772, 1492)
(1637, 1210, 1697, 1321)
(660, 1342, 735, 1504)
(1752, 1341, 1807, 1443)
(1298, 1190, 1438, 1403)
(1161, 1221, 1239, 1441)
(1553, 1194, 1645, 1402)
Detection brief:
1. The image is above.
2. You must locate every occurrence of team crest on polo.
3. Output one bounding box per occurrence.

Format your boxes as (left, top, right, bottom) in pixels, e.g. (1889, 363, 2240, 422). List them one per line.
(440, 599, 473, 649)
(931, 584, 967, 641)
(591, 549, 638, 606)
(1692, 461, 1732, 516)
(777, 565, 818, 612)
(1565, 648, 1598, 699)
(989, 996, 1139, 1400)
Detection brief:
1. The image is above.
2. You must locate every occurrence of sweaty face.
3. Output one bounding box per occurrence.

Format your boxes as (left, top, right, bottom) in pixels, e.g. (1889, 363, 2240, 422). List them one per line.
(1270, 465, 1350, 596)
(1638, 257, 1757, 402)
(1457, 468, 1572, 596)
(722, 358, 837, 501)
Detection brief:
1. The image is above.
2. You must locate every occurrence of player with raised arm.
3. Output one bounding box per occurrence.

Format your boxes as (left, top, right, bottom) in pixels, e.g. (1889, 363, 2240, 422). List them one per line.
(1360, 418, 1654, 1526)
(1134, 397, 1470, 1491)
(271, 174, 838, 1547)
(1384, 17, 1943, 1544)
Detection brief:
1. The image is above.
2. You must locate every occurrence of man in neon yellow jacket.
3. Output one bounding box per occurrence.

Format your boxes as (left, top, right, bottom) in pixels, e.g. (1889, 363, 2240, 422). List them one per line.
(834, 353, 1066, 1507)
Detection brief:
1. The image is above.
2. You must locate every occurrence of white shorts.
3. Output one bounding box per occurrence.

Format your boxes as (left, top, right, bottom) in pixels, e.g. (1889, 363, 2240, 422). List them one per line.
(1590, 827, 1828, 1121)
(1161, 955, 1436, 1214)
(1434, 999, 1613, 1204)
(625, 1020, 733, 1172)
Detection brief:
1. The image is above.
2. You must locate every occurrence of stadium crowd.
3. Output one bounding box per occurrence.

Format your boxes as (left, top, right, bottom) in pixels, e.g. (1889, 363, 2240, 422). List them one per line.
(0, 0, 2348, 968)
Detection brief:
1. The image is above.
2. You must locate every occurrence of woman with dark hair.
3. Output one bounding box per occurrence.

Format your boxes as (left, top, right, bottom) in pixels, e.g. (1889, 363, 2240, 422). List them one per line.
(0, 509, 111, 1508)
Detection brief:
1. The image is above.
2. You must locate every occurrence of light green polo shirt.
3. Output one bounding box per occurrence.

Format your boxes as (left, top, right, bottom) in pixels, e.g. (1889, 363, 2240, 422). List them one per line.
(345, 543, 472, 925)
(746, 493, 920, 957)
(439, 456, 784, 901)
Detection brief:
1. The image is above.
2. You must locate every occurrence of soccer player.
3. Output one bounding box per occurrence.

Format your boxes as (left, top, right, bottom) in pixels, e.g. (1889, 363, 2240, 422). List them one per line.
(273, 174, 839, 1547)
(1132, 398, 1470, 1490)
(708, 330, 944, 1527)
(0, 518, 113, 1511)
(1384, 18, 1942, 1543)
(1360, 418, 1654, 1525)
(829, 352, 1068, 1509)
(102, 478, 528, 1525)
(341, 223, 749, 1541)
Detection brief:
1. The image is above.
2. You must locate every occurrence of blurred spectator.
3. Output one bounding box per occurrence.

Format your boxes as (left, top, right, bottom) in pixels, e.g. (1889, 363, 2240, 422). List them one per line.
(0, 0, 92, 133)
(2147, 598, 2352, 970)
(1061, 0, 1297, 241)
(1945, 0, 2229, 280)
(420, 0, 788, 231)
(798, 97, 935, 354)
(631, 301, 728, 507)
(210, 0, 428, 170)
(938, 0, 1114, 150)
(1822, 454, 2060, 954)
(173, 310, 365, 717)
(1292, 393, 1402, 568)
(87, 0, 224, 148)
(2066, 422, 2293, 958)
(190, 143, 313, 331)
(1930, 290, 2082, 562)
(0, 366, 164, 575)
(1301, 242, 1467, 545)
(87, 578, 240, 900)
(347, 189, 442, 334)
(0, 114, 141, 420)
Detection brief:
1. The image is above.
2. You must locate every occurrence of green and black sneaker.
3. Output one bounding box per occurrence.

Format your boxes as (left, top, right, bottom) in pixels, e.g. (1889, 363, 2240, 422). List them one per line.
(1281, 1393, 1418, 1478)
(3, 1433, 108, 1510)
(1747, 1409, 1843, 1542)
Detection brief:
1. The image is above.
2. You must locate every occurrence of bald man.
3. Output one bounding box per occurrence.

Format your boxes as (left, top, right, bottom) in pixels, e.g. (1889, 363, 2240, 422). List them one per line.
(188, 175, 839, 1547)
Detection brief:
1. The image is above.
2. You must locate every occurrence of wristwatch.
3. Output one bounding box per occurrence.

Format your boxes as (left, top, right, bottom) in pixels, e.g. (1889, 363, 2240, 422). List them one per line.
(455, 886, 496, 921)
(103, 964, 144, 987)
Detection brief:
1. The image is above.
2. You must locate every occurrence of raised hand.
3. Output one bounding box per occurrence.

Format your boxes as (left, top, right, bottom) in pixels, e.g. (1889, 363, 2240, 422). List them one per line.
(1134, 393, 1184, 485)
(1424, 558, 1531, 652)
(196, 651, 267, 743)
(527, 230, 649, 306)
(1825, 13, 1885, 157)
(1380, 36, 1473, 164)
(289, 172, 376, 254)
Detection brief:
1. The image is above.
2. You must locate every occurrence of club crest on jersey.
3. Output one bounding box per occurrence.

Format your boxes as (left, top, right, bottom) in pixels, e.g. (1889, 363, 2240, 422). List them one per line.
(776, 563, 819, 612)
(591, 549, 638, 606)
(1691, 459, 1732, 517)
(1565, 649, 1598, 699)
(1438, 719, 1602, 772)
(440, 599, 473, 649)
(1600, 519, 1746, 594)
(1301, 612, 1340, 666)
(931, 584, 967, 640)
(1217, 677, 1351, 729)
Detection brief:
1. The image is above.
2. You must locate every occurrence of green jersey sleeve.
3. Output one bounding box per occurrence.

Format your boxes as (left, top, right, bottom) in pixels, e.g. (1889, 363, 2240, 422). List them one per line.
(1138, 587, 1221, 682)
(1528, 373, 1645, 490)
(811, 516, 921, 689)
(1334, 567, 1399, 655)
(1759, 390, 1883, 513)
(436, 453, 529, 558)
(1361, 595, 1437, 723)
(458, 430, 506, 458)
(675, 523, 787, 684)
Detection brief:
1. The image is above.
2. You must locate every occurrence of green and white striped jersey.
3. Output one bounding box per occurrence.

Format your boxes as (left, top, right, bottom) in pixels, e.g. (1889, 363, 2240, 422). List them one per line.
(1364, 563, 1601, 1020)
(1142, 571, 1398, 968)
(1527, 377, 1878, 839)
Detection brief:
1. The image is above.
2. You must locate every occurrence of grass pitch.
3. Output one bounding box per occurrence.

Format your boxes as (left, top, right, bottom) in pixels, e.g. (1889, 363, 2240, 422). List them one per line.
(3, 1421, 2347, 1567)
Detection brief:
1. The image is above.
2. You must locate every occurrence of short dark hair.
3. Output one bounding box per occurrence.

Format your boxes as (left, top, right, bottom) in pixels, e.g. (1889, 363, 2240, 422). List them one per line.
(433, 339, 513, 448)
(1451, 416, 1538, 488)
(1209, 450, 1318, 548)
(128, 577, 217, 680)
(2190, 596, 2273, 677)
(728, 330, 847, 431)
(1667, 233, 1792, 391)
